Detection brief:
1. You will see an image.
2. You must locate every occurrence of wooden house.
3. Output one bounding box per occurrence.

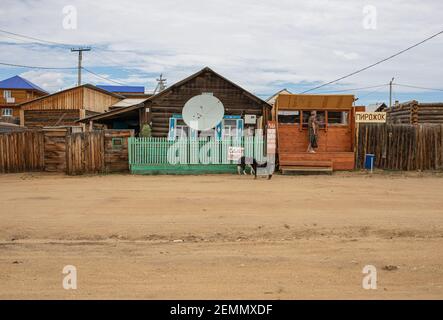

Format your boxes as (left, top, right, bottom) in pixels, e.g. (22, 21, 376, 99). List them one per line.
(381, 100, 443, 124)
(79, 67, 271, 137)
(0, 75, 48, 123)
(19, 84, 124, 128)
(266, 88, 291, 115)
(274, 94, 360, 172)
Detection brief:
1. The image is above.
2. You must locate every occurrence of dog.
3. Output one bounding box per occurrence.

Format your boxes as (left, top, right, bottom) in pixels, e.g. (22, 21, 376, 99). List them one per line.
(237, 156, 272, 179)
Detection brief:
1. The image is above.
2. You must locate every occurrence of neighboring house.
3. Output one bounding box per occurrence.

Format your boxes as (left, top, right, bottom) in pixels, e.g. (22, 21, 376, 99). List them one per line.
(368, 102, 388, 112)
(19, 84, 124, 128)
(266, 88, 292, 119)
(0, 75, 48, 123)
(384, 100, 443, 124)
(78, 67, 272, 137)
(96, 85, 150, 99)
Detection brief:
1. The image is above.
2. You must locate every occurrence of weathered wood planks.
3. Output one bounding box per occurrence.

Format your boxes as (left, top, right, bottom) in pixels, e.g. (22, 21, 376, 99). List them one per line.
(0, 129, 134, 174)
(356, 123, 443, 170)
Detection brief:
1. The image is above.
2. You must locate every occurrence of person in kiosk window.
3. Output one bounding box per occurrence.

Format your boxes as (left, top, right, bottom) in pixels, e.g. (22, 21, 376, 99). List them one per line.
(307, 111, 318, 153)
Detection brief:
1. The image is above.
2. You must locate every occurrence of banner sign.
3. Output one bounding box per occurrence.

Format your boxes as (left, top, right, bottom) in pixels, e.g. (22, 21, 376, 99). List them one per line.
(227, 146, 243, 161)
(355, 112, 387, 123)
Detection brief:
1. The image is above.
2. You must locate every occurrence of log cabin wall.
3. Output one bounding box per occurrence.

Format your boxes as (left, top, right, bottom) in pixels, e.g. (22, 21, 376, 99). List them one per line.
(146, 69, 270, 137)
(23, 109, 80, 128)
(386, 101, 443, 124)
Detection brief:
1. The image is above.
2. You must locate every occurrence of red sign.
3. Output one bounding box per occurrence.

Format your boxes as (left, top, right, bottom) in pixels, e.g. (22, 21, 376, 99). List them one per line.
(267, 121, 276, 154)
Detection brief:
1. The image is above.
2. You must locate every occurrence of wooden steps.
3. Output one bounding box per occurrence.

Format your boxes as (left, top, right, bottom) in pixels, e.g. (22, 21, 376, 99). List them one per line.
(279, 160, 333, 167)
(281, 165, 333, 175)
(279, 152, 355, 171)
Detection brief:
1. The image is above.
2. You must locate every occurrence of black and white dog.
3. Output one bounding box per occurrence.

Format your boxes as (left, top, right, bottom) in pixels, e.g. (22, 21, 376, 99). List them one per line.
(237, 156, 272, 179)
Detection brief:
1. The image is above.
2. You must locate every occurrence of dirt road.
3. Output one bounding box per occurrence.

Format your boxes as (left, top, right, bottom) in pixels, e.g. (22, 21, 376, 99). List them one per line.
(0, 172, 442, 299)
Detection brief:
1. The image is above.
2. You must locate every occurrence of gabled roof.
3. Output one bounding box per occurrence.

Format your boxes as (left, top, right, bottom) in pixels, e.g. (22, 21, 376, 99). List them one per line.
(147, 67, 271, 108)
(0, 75, 48, 94)
(19, 83, 125, 107)
(77, 67, 271, 124)
(96, 85, 145, 93)
(266, 88, 292, 105)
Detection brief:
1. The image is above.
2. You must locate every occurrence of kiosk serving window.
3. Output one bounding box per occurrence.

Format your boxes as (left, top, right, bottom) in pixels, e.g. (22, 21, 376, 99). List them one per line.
(278, 110, 300, 124)
(302, 111, 326, 129)
(328, 111, 349, 125)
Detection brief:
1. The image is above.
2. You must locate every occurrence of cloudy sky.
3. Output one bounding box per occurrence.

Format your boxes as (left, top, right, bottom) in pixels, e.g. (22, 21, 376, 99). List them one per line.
(0, 0, 442, 107)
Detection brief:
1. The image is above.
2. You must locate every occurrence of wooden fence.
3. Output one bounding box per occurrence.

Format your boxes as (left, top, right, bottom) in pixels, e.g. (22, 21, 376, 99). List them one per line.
(0, 129, 133, 174)
(0, 130, 44, 173)
(356, 123, 443, 170)
(128, 136, 265, 166)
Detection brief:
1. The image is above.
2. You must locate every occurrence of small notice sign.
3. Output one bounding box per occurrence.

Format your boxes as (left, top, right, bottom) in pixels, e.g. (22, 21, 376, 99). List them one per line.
(355, 112, 387, 123)
(227, 146, 243, 161)
(267, 121, 277, 154)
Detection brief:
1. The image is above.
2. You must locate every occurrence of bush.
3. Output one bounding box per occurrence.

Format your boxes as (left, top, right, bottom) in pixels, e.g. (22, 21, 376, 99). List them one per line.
(139, 124, 152, 137)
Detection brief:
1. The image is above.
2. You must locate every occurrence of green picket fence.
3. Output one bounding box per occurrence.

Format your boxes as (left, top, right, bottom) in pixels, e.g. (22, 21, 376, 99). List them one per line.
(128, 136, 265, 166)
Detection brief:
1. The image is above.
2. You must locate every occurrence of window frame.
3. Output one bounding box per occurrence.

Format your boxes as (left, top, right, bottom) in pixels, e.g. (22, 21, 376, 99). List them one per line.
(3, 90, 12, 99)
(277, 110, 300, 125)
(1, 108, 13, 117)
(327, 110, 350, 126)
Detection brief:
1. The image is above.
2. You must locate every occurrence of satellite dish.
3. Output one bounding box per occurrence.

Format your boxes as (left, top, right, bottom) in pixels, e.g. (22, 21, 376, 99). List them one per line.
(182, 94, 224, 131)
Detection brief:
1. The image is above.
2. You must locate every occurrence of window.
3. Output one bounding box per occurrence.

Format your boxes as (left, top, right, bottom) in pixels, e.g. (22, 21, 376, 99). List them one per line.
(278, 110, 300, 124)
(175, 119, 189, 139)
(3, 90, 12, 99)
(302, 111, 326, 129)
(111, 138, 123, 149)
(1, 108, 13, 117)
(328, 111, 349, 125)
(223, 119, 237, 138)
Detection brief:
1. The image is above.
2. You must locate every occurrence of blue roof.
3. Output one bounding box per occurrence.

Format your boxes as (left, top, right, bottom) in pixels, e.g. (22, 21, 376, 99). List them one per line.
(96, 85, 145, 93)
(0, 75, 48, 94)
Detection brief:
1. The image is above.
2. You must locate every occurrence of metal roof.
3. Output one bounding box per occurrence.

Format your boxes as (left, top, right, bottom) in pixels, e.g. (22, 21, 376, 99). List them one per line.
(111, 98, 149, 107)
(96, 85, 145, 93)
(0, 75, 48, 94)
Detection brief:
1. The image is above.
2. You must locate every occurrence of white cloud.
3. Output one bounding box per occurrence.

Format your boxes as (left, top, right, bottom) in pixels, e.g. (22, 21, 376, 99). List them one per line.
(0, 0, 442, 104)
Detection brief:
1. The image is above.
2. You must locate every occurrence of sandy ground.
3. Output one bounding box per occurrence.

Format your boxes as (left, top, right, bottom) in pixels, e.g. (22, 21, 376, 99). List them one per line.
(0, 171, 442, 299)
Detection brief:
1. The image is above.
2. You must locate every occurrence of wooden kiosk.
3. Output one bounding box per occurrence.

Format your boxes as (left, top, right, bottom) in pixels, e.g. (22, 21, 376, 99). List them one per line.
(274, 94, 361, 172)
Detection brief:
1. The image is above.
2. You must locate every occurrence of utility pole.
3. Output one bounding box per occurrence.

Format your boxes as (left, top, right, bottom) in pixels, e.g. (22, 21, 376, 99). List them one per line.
(71, 47, 91, 86)
(389, 77, 395, 108)
(153, 74, 167, 94)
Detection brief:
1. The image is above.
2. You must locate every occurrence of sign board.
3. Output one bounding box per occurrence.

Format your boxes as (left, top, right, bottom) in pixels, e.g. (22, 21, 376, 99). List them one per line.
(355, 112, 387, 123)
(267, 121, 276, 154)
(227, 146, 243, 161)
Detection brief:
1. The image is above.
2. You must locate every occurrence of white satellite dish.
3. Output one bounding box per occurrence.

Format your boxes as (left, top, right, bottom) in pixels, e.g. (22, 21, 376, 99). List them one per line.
(182, 94, 224, 131)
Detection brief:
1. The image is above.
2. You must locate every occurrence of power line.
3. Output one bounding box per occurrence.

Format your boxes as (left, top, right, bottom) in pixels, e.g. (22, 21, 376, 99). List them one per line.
(0, 28, 76, 48)
(0, 61, 76, 70)
(394, 83, 443, 92)
(300, 29, 443, 94)
(81, 67, 128, 85)
(358, 85, 386, 100)
(316, 83, 388, 94)
(0, 28, 144, 71)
